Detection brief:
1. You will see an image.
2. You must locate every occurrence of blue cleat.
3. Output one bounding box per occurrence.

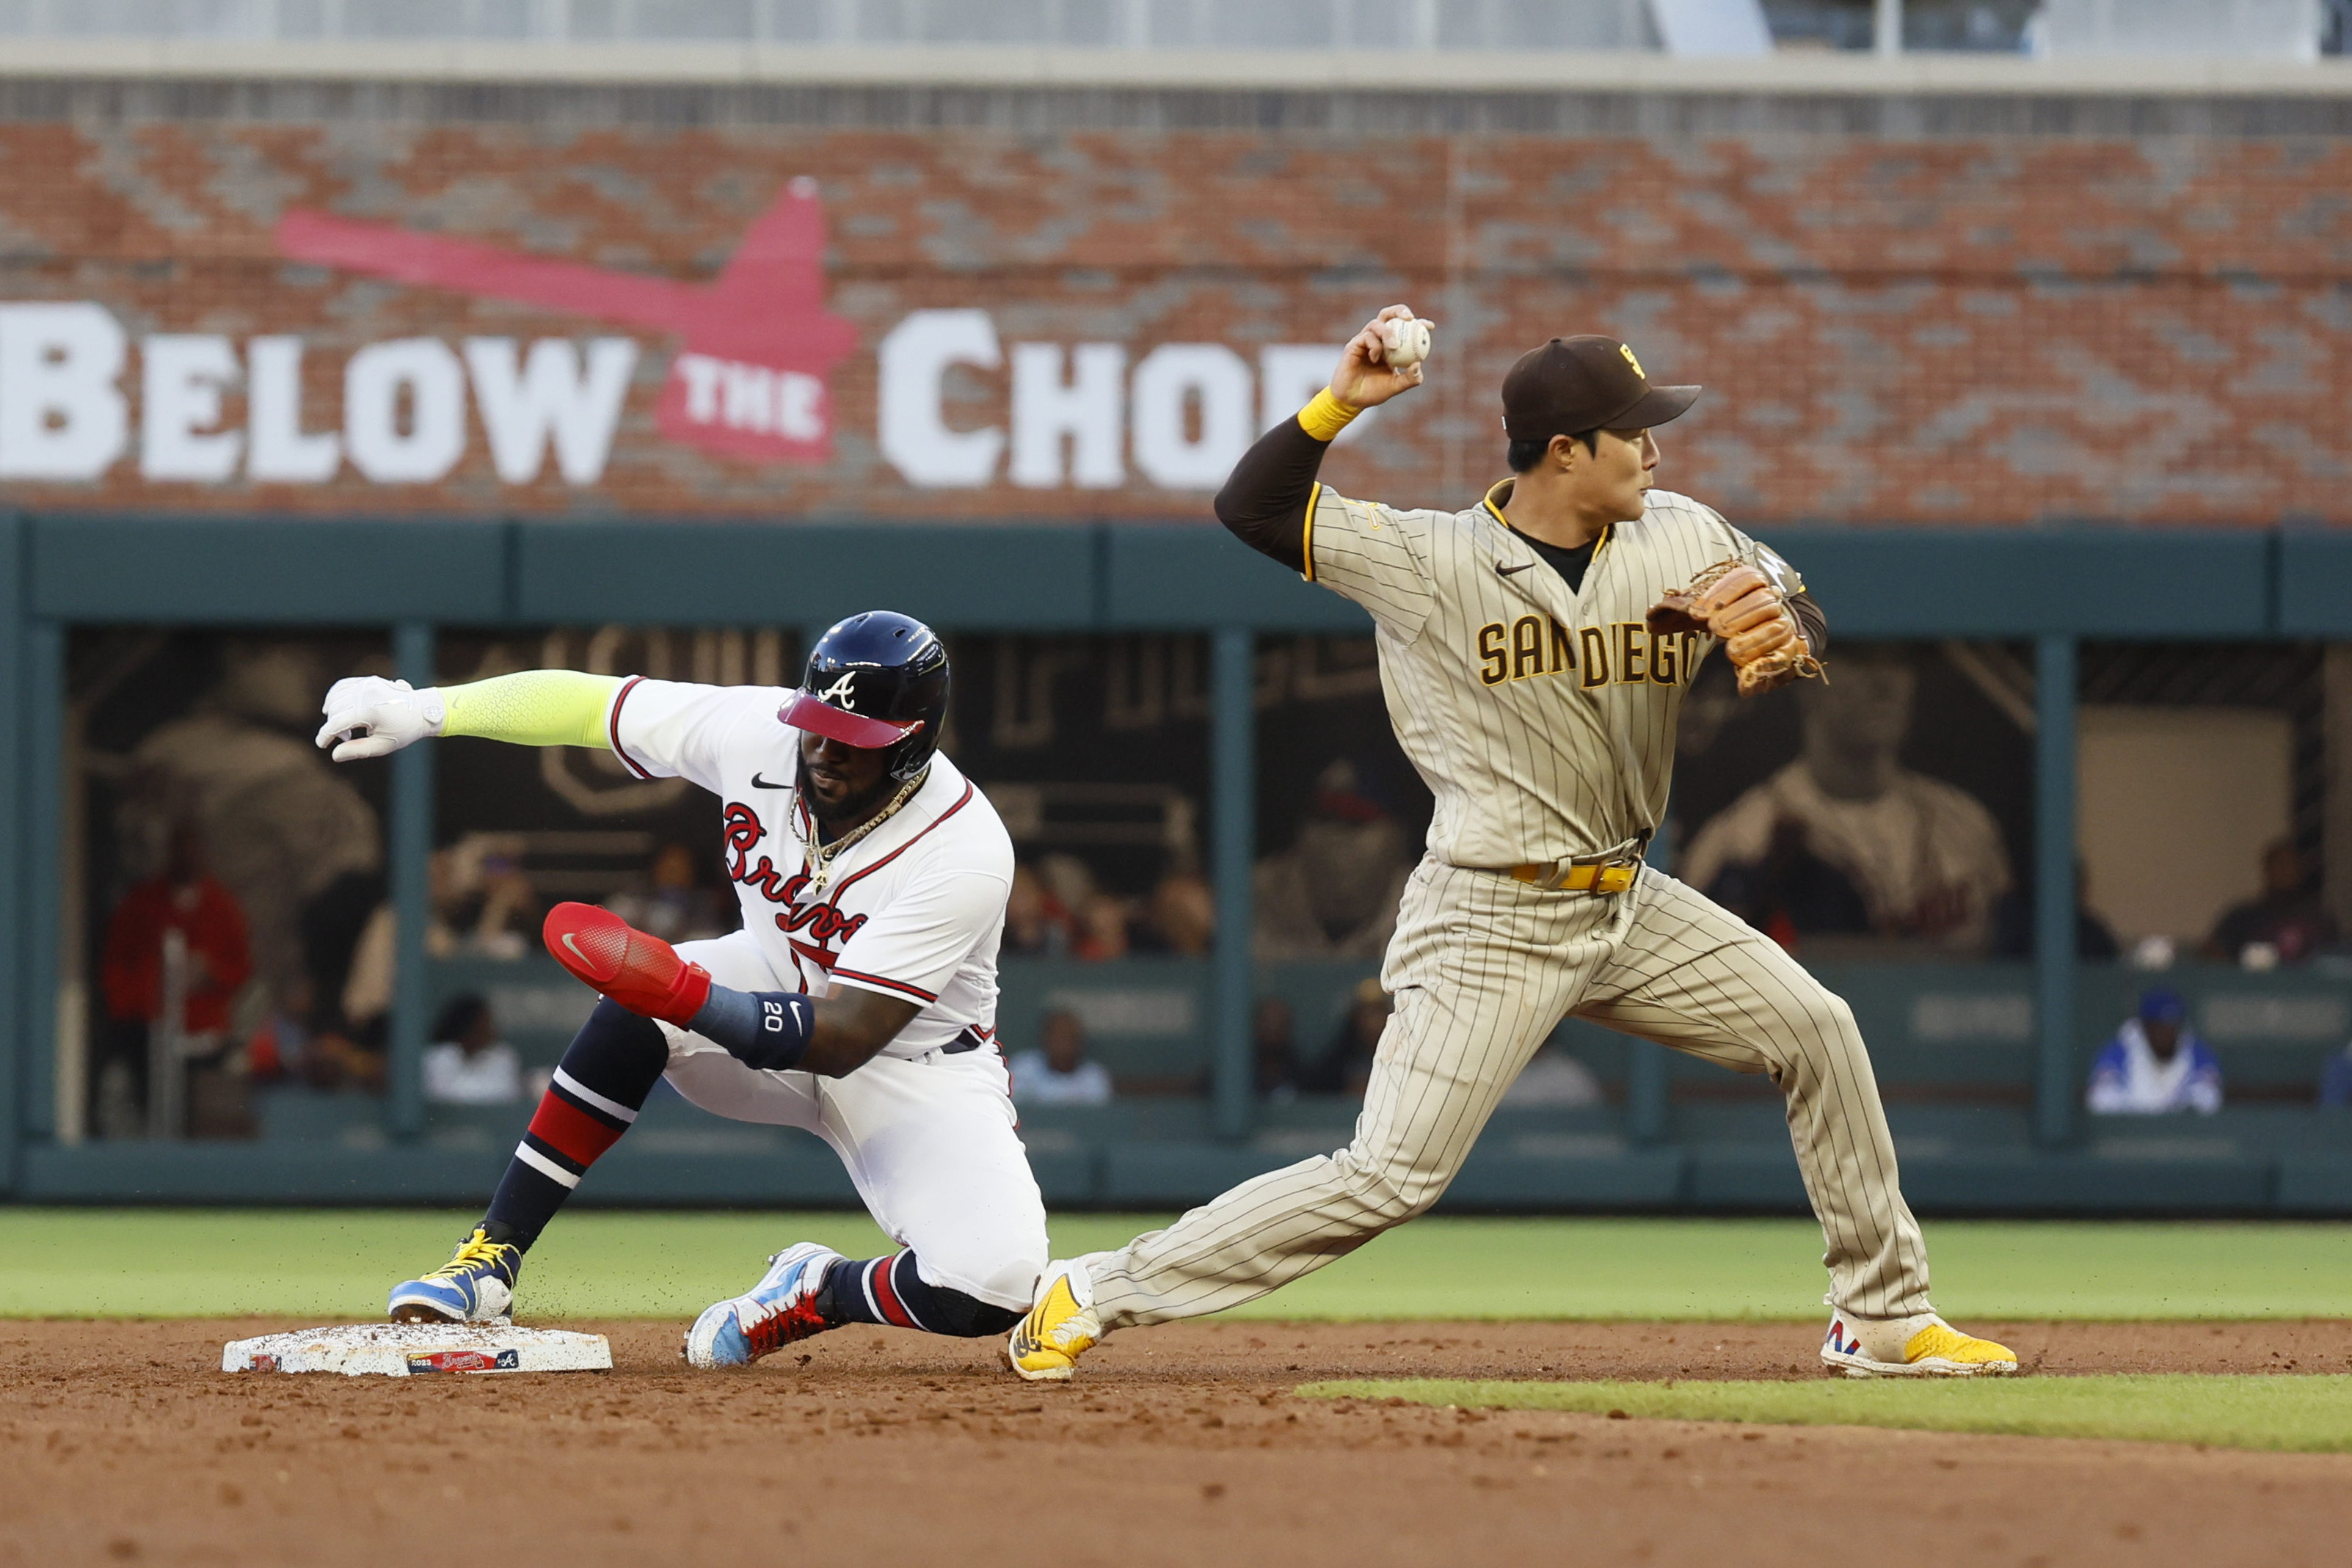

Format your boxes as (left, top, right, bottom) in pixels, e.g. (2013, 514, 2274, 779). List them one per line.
(388, 1226, 523, 1323)
(682, 1242, 844, 1368)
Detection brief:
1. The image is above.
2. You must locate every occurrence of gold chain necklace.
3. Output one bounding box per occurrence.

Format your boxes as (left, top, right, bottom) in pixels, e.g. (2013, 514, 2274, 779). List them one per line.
(795, 768, 928, 898)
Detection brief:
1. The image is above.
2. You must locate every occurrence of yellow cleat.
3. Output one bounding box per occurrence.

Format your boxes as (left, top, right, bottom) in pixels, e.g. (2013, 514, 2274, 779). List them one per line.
(1899, 1321, 2019, 1375)
(1821, 1313, 2017, 1378)
(1008, 1263, 1101, 1382)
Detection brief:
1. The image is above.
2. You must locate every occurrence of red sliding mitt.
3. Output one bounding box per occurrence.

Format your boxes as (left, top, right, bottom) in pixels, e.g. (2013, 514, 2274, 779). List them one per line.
(543, 902, 713, 1026)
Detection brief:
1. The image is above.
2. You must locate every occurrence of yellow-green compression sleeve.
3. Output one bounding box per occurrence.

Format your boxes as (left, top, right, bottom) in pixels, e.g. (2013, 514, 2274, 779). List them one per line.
(439, 670, 624, 749)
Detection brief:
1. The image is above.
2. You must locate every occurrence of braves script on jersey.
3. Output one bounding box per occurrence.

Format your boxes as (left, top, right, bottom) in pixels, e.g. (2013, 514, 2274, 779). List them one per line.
(607, 679, 1016, 1059)
(1306, 480, 1798, 867)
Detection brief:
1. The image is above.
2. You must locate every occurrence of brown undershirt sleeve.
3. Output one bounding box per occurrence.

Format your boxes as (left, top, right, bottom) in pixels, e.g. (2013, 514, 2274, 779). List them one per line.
(1212, 417, 1332, 576)
(1789, 589, 1827, 659)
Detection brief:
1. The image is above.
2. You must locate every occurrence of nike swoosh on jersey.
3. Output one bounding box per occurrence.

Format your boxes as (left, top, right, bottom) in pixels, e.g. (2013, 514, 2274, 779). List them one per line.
(1496, 561, 1537, 577)
(749, 773, 790, 790)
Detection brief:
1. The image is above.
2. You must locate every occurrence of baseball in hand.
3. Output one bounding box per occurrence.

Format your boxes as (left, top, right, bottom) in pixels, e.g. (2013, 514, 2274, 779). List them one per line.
(1379, 315, 1434, 372)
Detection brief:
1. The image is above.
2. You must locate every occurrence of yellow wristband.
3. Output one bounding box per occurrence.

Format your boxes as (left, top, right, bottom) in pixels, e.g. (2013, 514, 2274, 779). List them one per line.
(1297, 390, 1361, 444)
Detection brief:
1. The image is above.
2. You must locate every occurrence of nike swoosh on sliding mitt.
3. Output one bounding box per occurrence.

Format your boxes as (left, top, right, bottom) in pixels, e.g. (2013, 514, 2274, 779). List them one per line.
(543, 902, 713, 1026)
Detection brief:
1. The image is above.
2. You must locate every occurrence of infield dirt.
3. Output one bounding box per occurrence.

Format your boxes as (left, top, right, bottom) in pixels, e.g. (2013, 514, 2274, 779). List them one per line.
(4, 1319, 2348, 1567)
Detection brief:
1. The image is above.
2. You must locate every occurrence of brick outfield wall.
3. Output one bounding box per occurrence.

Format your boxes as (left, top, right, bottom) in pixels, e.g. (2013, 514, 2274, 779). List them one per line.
(0, 120, 2347, 525)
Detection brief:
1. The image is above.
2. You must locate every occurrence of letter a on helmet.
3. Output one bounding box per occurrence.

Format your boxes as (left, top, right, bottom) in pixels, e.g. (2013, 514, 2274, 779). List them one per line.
(780, 611, 951, 781)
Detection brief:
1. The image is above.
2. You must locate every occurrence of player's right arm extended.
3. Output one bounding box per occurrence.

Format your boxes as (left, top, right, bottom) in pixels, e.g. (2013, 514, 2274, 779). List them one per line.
(1215, 305, 1421, 575)
(315, 669, 622, 762)
(1212, 392, 1356, 575)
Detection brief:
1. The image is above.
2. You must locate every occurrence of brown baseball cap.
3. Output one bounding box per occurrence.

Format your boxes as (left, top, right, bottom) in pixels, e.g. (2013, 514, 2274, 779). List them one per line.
(1501, 336, 1700, 442)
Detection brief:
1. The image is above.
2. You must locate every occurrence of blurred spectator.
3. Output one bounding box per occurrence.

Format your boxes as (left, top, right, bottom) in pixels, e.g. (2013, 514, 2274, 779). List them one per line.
(422, 994, 524, 1106)
(1074, 893, 1133, 962)
(1134, 870, 1215, 957)
(343, 836, 548, 1046)
(1254, 760, 1413, 961)
(1704, 817, 1871, 952)
(1683, 649, 2011, 954)
(2087, 986, 2221, 1116)
(1001, 862, 1073, 957)
(1033, 853, 1136, 961)
(2202, 840, 2339, 967)
(605, 842, 730, 944)
(1992, 861, 2122, 961)
(243, 977, 314, 1084)
(249, 969, 382, 1094)
(299, 1024, 386, 1095)
(341, 905, 394, 1047)
(1010, 1008, 1113, 1106)
(1253, 996, 1305, 1101)
(415, 836, 546, 963)
(1502, 1042, 1604, 1107)
(1308, 977, 1393, 1098)
(101, 823, 252, 1043)
(297, 869, 387, 1043)
(2319, 1039, 2352, 1109)
(98, 822, 253, 1136)
(459, 844, 542, 960)
(1036, 854, 1099, 924)
(117, 641, 381, 1003)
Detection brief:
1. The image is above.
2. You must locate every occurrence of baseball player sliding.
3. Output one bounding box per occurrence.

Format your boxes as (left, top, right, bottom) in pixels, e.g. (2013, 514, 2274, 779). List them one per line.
(317, 613, 1049, 1363)
(1011, 307, 2017, 1382)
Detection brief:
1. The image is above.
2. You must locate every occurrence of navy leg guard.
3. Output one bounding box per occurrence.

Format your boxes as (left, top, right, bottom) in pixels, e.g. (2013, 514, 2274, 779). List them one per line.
(821, 1252, 1024, 1338)
(484, 1000, 668, 1251)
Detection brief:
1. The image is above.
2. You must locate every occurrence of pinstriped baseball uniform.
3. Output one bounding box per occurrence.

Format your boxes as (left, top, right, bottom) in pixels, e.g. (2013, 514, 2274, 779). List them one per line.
(1083, 478, 1934, 1330)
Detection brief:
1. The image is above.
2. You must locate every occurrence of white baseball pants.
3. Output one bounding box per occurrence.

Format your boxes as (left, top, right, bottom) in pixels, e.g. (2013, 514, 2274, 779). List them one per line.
(656, 930, 1049, 1311)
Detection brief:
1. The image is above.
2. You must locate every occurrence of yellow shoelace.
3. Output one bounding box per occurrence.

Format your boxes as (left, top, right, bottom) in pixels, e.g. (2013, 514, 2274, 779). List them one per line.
(421, 1230, 509, 1281)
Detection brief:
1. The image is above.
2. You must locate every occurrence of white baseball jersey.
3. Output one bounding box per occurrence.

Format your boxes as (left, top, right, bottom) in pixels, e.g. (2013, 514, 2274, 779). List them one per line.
(606, 678, 1015, 1060)
(1305, 479, 1799, 868)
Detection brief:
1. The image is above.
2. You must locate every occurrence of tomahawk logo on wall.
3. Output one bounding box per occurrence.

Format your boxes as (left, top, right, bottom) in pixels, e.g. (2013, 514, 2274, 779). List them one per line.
(0, 178, 1355, 505)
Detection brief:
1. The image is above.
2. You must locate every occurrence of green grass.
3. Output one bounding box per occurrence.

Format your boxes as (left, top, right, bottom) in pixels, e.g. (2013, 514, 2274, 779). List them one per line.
(2, 1210, 2350, 1320)
(1297, 1374, 2352, 1453)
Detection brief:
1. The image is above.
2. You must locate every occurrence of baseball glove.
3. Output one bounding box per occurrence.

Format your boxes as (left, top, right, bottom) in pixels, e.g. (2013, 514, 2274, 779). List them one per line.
(1645, 558, 1824, 696)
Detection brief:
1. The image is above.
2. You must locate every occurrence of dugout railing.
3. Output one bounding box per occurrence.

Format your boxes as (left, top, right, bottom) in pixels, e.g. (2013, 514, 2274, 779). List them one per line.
(0, 515, 2346, 1211)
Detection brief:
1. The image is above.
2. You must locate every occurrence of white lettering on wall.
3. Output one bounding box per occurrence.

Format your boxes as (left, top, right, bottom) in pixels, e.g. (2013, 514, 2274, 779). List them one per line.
(878, 309, 1004, 488)
(673, 352, 822, 442)
(0, 300, 1364, 495)
(344, 338, 467, 484)
(1011, 342, 1126, 489)
(1130, 343, 1254, 491)
(677, 353, 721, 422)
(246, 335, 342, 482)
(465, 338, 639, 485)
(141, 334, 243, 482)
(0, 302, 128, 480)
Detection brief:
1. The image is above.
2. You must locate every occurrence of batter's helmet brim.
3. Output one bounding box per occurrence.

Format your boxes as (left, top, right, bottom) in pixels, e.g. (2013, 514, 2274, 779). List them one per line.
(779, 693, 922, 750)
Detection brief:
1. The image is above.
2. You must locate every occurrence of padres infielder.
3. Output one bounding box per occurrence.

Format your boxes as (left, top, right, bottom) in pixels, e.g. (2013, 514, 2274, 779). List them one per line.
(318, 613, 1049, 1363)
(1010, 307, 2017, 1381)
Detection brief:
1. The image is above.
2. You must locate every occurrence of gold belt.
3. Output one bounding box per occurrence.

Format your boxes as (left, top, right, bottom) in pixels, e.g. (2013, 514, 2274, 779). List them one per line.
(1507, 860, 1639, 894)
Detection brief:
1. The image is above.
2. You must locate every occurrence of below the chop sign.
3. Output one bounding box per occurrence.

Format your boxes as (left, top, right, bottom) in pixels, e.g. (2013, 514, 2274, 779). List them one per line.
(877, 309, 1372, 492)
(0, 299, 1364, 496)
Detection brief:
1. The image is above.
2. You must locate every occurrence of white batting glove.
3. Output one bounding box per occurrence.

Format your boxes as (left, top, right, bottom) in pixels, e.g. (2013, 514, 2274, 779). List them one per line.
(315, 677, 447, 762)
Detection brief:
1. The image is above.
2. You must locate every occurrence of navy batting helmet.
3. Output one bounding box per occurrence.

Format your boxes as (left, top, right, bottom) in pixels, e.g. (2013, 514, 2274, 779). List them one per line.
(782, 611, 950, 783)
